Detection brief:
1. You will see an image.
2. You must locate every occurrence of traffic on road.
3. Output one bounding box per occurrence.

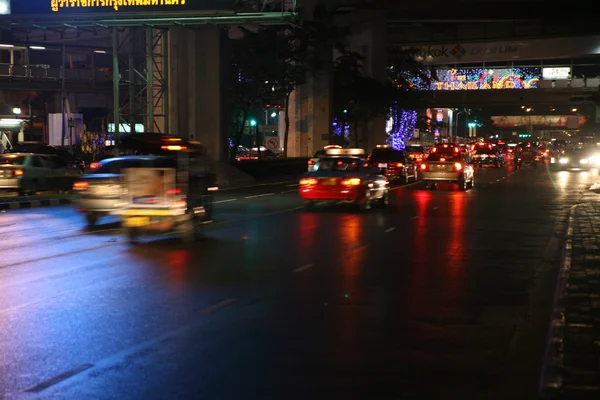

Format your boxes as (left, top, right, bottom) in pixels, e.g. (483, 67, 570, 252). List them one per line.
(1, 137, 600, 399)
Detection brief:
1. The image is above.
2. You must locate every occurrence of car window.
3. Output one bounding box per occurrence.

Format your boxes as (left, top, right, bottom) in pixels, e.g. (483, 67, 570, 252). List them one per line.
(94, 160, 125, 174)
(312, 150, 326, 158)
(314, 157, 359, 172)
(473, 148, 495, 154)
(45, 156, 68, 169)
(369, 148, 405, 161)
(30, 155, 44, 168)
(433, 146, 461, 155)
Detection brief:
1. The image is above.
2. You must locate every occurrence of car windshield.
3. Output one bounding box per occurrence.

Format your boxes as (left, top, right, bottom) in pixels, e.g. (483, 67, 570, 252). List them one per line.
(427, 153, 462, 162)
(474, 148, 495, 154)
(314, 157, 360, 172)
(369, 148, 405, 161)
(433, 146, 460, 154)
(0, 155, 26, 165)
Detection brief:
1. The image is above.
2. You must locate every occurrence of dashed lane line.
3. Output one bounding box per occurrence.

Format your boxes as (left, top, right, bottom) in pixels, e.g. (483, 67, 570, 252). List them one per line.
(384, 227, 396, 233)
(201, 298, 238, 314)
(244, 193, 275, 199)
(293, 264, 314, 273)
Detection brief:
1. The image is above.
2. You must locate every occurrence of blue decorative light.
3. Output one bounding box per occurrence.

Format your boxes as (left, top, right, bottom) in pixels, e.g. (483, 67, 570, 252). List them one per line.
(332, 118, 350, 137)
(387, 104, 417, 150)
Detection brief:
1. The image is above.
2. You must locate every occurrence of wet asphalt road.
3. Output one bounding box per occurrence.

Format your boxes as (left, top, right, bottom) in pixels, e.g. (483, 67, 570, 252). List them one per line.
(1, 163, 599, 400)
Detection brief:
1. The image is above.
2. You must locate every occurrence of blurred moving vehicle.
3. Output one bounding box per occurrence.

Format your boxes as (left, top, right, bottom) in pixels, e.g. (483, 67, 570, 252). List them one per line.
(471, 145, 504, 168)
(420, 144, 474, 190)
(299, 148, 388, 211)
(0, 153, 82, 195)
(307, 145, 342, 171)
(515, 146, 540, 168)
(405, 144, 428, 163)
(73, 134, 217, 228)
(552, 148, 598, 170)
(369, 145, 418, 183)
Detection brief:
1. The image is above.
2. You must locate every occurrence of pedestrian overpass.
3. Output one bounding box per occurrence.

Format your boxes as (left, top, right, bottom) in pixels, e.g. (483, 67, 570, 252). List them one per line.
(0, 0, 298, 158)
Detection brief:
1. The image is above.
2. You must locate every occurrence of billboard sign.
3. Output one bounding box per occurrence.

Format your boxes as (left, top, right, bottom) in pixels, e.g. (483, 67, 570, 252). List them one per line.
(542, 67, 571, 80)
(403, 67, 540, 91)
(6, 0, 235, 15)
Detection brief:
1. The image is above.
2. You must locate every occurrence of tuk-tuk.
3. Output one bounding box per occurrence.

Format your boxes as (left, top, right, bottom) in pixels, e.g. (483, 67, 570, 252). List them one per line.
(112, 134, 217, 243)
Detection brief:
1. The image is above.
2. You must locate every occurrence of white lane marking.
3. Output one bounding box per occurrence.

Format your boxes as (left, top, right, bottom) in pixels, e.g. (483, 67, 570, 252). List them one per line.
(286, 184, 299, 187)
(245, 193, 275, 199)
(201, 298, 238, 314)
(496, 179, 501, 181)
(432, 206, 439, 210)
(281, 189, 298, 194)
(293, 264, 314, 273)
(214, 199, 237, 204)
(411, 215, 419, 220)
(384, 227, 396, 233)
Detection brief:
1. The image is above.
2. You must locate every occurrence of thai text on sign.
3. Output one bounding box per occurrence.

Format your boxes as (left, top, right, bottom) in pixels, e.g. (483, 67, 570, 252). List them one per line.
(50, 0, 186, 12)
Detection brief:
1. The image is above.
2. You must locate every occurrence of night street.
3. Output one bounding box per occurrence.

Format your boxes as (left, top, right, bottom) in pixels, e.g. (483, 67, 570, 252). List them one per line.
(1, 164, 599, 400)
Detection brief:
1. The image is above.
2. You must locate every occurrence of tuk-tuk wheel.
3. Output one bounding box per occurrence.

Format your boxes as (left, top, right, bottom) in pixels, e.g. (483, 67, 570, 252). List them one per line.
(180, 219, 196, 244)
(125, 228, 139, 244)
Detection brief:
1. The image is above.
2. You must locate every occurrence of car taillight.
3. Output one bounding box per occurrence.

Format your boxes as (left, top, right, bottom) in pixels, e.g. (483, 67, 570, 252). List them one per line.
(420, 164, 428, 171)
(90, 162, 99, 169)
(13, 169, 24, 176)
(167, 189, 181, 195)
(396, 163, 403, 167)
(299, 178, 318, 185)
(341, 178, 361, 186)
(307, 160, 315, 166)
(453, 163, 463, 171)
(73, 181, 89, 190)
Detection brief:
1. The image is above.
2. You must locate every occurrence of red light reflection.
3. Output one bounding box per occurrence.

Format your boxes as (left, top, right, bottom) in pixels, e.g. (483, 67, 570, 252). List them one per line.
(165, 250, 191, 287)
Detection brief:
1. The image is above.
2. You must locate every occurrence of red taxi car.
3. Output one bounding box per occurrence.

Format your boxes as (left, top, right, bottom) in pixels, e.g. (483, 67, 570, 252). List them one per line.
(299, 148, 389, 211)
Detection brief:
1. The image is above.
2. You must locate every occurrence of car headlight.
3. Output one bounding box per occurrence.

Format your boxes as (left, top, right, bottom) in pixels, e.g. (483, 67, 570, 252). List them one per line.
(559, 158, 569, 164)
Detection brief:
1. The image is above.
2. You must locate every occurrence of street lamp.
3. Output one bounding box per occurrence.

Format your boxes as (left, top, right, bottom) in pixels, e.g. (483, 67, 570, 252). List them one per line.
(12, 106, 21, 116)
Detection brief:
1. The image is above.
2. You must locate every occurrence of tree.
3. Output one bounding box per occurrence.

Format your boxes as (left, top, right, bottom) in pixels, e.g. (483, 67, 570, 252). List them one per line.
(332, 51, 398, 147)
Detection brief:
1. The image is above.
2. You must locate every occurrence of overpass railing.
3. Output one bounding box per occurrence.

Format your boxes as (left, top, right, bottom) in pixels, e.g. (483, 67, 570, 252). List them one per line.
(0, 63, 115, 83)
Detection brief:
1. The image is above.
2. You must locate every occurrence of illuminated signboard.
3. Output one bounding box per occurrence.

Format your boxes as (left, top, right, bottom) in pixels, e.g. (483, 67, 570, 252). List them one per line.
(404, 68, 540, 91)
(542, 67, 570, 80)
(7, 0, 235, 14)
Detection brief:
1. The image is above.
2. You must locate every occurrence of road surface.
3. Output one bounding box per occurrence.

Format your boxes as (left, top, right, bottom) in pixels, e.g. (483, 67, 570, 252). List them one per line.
(0, 163, 598, 400)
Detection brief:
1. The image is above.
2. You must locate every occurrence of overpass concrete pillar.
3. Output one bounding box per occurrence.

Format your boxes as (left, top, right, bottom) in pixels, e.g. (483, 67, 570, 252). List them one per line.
(167, 26, 253, 186)
(167, 26, 228, 161)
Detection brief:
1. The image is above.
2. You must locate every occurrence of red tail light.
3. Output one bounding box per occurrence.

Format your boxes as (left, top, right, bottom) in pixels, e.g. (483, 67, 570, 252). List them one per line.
(167, 189, 181, 195)
(90, 162, 100, 169)
(341, 178, 361, 186)
(396, 163, 403, 167)
(453, 163, 463, 171)
(73, 181, 89, 190)
(420, 164, 428, 171)
(299, 178, 318, 185)
(13, 169, 24, 176)
(308, 160, 315, 166)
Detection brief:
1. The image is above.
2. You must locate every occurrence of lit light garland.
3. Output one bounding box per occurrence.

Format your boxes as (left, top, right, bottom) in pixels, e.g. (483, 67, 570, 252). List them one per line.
(387, 104, 417, 150)
(332, 118, 350, 137)
(403, 67, 540, 90)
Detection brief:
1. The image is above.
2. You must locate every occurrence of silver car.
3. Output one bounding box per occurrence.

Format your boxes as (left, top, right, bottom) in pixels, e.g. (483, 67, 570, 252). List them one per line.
(420, 150, 474, 191)
(0, 153, 79, 195)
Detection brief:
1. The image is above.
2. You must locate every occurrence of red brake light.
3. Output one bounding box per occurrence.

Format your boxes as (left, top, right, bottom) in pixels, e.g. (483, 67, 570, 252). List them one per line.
(420, 163, 428, 171)
(443, 144, 448, 148)
(396, 163, 403, 167)
(454, 147, 459, 153)
(299, 178, 318, 185)
(73, 181, 89, 190)
(161, 145, 187, 151)
(308, 160, 315, 165)
(432, 147, 437, 152)
(167, 189, 181, 195)
(90, 162, 99, 169)
(454, 162, 463, 171)
(440, 158, 446, 162)
(13, 169, 24, 176)
(341, 178, 361, 186)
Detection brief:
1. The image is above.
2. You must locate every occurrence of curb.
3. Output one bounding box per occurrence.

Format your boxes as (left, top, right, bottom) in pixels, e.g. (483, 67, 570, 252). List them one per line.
(0, 198, 73, 211)
(538, 203, 579, 399)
